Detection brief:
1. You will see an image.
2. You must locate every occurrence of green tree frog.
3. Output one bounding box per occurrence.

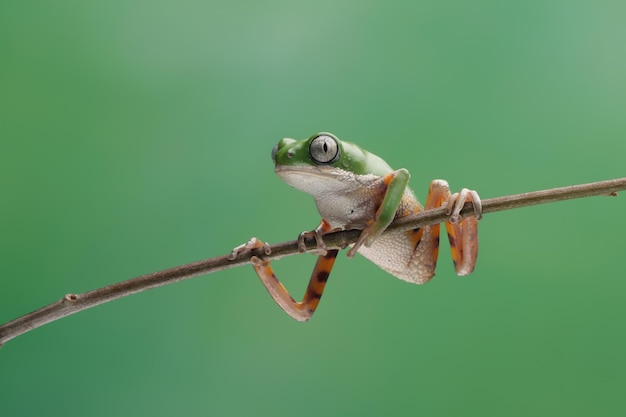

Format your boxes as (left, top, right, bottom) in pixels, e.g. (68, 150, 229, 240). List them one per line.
(230, 132, 482, 321)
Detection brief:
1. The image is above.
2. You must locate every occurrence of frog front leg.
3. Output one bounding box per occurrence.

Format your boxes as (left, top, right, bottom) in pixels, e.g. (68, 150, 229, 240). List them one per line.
(347, 168, 410, 257)
(230, 222, 339, 321)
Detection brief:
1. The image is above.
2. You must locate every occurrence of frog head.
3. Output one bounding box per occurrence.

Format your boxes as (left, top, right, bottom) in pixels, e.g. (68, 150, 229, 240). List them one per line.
(271, 132, 390, 176)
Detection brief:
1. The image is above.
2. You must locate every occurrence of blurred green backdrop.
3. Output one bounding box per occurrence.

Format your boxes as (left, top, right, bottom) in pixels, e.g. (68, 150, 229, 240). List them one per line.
(2, 1, 625, 416)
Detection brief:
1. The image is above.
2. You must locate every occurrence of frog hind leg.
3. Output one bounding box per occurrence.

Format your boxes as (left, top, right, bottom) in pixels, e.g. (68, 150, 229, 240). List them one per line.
(445, 201, 479, 276)
(251, 249, 338, 321)
(417, 179, 480, 278)
(232, 222, 339, 322)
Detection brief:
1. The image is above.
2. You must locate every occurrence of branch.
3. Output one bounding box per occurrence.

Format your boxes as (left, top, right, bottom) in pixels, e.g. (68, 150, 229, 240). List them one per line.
(1, 177, 625, 346)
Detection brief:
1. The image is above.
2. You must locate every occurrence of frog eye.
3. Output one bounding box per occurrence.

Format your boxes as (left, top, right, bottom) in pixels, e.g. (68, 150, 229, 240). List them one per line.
(309, 134, 340, 164)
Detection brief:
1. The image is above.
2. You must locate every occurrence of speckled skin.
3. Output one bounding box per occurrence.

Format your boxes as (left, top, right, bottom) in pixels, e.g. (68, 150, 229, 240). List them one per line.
(277, 165, 450, 283)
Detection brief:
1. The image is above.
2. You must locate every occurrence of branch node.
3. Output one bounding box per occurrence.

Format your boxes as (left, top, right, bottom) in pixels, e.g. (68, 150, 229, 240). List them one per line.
(64, 294, 79, 303)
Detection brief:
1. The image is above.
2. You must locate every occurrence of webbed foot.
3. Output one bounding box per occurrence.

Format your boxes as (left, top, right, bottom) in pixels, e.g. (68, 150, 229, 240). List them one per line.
(446, 188, 483, 224)
(298, 228, 328, 256)
(228, 237, 271, 261)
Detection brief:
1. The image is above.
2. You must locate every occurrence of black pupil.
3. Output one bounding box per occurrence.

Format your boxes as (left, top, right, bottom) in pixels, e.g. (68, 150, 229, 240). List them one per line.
(323, 142, 328, 152)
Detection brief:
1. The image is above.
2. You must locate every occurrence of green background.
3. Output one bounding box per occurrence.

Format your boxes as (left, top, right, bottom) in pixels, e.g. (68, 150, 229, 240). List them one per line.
(2, 1, 625, 416)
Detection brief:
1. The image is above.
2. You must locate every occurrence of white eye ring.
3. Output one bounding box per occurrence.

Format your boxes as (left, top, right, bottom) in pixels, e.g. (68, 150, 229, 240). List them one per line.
(309, 134, 340, 164)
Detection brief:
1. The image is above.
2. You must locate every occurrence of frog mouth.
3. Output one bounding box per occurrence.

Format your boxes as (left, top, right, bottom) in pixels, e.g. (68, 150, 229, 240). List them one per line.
(275, 164, 340, 177)
(275, 165, 377, 194)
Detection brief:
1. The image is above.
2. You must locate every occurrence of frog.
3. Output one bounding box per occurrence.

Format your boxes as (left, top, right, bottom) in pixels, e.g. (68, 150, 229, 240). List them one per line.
(229, 132, 482, 321)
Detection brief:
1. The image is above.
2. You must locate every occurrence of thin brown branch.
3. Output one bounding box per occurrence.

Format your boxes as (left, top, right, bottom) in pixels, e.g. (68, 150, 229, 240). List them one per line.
(1, 177, 625, 346)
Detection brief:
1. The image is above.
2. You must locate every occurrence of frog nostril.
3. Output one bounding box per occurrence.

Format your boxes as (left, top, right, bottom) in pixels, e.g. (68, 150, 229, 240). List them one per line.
(287, 150, 294, 158)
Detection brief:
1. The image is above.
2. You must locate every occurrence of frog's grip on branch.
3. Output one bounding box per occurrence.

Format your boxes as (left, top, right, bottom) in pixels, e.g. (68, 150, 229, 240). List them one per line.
(446, 188, 483, 224)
